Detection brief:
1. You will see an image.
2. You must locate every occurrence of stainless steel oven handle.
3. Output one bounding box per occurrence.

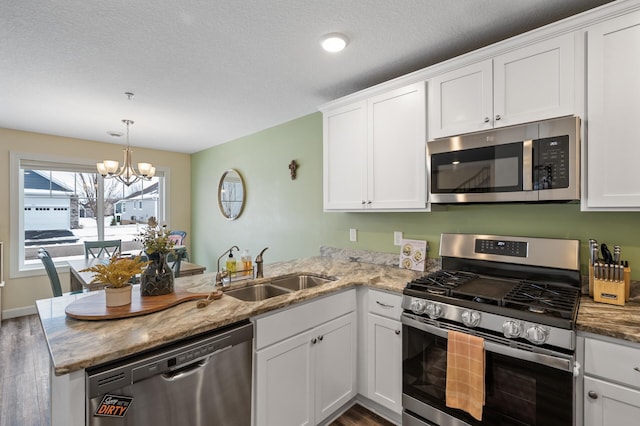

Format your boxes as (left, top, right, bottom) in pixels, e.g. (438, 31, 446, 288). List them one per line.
(402, 315, 448, 337)
(483, 340, 572, 372)
(402, 314, 573, 372)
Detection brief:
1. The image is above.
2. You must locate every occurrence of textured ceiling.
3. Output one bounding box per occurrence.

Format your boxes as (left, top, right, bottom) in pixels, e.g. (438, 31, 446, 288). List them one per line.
(0, 0, 614, 154)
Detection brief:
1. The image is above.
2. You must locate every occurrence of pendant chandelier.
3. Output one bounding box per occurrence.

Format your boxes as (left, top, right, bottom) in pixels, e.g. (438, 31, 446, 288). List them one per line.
(96, 118, 155, 186)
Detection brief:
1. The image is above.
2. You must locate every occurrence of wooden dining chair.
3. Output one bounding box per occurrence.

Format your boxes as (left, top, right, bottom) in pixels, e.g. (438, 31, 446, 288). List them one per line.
(84, 239, 122, 259)
(38, 248, 62, 297)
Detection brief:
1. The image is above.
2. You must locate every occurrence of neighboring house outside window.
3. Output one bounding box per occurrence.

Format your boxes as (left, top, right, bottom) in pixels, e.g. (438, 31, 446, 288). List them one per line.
(113, 183, 160, 224)
(10, 152, 168, 276)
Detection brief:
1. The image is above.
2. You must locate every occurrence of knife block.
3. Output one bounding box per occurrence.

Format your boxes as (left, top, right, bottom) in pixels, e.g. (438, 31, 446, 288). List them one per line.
(591, 266, 630, 306)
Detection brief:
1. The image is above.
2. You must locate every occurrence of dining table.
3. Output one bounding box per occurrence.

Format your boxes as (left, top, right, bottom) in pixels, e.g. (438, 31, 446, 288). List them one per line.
(68, 256, 207, 292)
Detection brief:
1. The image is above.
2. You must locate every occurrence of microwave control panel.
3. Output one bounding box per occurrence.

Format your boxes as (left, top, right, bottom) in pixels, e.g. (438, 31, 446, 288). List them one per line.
(534, 135, 569, 190)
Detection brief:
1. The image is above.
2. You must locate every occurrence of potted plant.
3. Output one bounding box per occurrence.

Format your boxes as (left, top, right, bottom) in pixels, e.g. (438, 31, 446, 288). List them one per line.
(81, 255, 149, 307)
(138, 217, 176, 296)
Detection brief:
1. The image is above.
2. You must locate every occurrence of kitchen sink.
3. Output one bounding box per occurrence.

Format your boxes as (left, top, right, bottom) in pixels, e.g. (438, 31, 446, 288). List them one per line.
(224, 284, 292, 302)
(269, 274, 336, 291)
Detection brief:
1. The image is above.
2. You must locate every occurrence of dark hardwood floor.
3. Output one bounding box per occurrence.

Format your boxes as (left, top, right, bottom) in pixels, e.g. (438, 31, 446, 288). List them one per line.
(329, 403, 395, 426)
(0, 315, 50, 426)
(1, 315, 393, 426)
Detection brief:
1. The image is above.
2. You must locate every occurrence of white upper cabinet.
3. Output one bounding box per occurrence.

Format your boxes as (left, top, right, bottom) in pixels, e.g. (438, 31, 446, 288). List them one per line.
(585, 10, 640, 209)
(323, 82, 427, 211)
(323, 102, 367, 210)
(429, 33, 575, 139)
(429, 60, 493, 138)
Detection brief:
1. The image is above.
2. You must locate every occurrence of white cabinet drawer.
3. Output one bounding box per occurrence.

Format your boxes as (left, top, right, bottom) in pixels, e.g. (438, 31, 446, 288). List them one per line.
(584, 338, 640, 390)
(368, 290, 402, 320)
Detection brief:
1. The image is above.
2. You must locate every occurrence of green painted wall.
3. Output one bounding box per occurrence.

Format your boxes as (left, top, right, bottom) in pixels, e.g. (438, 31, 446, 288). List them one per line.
(192, 112, 640, 279)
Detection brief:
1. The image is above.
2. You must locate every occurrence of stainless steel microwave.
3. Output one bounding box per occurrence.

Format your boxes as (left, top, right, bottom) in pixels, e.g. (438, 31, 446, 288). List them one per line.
(428, 116, 580, 203)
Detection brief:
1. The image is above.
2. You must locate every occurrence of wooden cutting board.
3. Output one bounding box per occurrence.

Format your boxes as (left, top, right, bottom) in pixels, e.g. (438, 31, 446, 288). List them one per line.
(65, 285, 216, 320)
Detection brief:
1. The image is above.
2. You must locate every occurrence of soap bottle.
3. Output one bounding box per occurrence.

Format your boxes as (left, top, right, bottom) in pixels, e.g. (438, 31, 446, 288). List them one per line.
(242, 249, 252, 276)
(226, 251, 237, 275)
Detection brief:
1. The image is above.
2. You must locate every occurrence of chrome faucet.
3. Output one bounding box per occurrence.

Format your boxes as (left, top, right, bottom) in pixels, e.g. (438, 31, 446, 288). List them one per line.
(255, 247, 269, 278)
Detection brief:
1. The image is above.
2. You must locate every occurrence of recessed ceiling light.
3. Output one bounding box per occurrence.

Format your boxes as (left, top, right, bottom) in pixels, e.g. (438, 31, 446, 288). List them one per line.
(320, 33, 349, 53)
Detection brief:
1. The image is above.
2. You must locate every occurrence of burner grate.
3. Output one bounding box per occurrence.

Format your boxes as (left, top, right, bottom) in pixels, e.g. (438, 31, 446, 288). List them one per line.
(409, 270, 478, 295)
(503, 281, 580, 319)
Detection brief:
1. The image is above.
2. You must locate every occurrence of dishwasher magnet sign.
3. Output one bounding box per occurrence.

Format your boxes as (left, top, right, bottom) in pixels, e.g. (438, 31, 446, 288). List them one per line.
(94, 394, 133, 417)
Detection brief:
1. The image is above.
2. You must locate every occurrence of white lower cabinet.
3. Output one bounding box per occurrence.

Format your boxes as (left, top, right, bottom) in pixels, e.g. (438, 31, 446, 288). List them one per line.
(314, 312, 358, 422)
(254, 291, 357, 426)
(364, 290, 403, 415)
(582, 336, 640, 426)
(367, 313, 402, 413)
(584, 377, 640, 426)
(256, 327, 314, 426)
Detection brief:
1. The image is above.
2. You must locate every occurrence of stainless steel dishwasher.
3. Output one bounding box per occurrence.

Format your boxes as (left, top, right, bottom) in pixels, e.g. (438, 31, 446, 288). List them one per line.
(86, 320, 253, 426)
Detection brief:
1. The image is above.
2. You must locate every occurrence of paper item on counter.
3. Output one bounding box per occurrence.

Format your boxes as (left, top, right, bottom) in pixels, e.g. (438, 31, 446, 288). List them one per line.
(399, 239, 427, 271)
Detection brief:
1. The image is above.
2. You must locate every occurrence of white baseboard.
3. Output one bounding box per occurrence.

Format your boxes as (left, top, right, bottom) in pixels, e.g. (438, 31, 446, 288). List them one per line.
(2, 305, 37, 320)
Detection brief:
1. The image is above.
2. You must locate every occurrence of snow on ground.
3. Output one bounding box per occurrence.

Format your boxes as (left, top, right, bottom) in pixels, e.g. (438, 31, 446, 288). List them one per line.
(74, 217, 142, 242)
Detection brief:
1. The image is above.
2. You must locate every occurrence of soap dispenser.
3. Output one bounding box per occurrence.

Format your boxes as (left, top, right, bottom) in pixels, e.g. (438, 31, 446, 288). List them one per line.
(241, 249, 252, 276)
(226, 250, 237, 274)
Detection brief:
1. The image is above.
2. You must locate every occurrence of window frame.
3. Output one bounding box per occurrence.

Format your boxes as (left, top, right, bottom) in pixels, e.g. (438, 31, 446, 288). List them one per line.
(10, 151, 170, 278)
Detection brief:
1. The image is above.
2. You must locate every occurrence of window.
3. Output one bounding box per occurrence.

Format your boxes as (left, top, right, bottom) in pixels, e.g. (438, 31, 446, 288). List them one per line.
(10, 152, 169, 276)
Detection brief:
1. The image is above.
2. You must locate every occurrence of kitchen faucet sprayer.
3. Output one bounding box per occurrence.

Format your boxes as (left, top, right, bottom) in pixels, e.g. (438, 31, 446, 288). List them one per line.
(255, 247, 269, 278)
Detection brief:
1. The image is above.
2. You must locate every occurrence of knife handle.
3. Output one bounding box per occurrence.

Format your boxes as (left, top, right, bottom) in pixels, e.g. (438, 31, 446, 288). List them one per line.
(589, 239, 597, 265)
(613, 245, 621, 265)
(601, 243, 613, 264)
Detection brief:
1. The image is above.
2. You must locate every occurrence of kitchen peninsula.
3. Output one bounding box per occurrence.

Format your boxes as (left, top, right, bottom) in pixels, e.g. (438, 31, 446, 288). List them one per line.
(37, 252, 640, 426)
(37, 255, 427, 425)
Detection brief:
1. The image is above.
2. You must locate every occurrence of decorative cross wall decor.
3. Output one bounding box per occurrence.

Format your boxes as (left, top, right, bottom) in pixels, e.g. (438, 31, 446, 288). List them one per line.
(288, 160, 298, 180)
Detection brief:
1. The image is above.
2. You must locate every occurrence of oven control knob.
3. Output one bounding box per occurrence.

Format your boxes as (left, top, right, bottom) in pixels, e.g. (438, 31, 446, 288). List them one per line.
(525, 325, 549, 345)
(425, 303, 443, 319)
(461, 310, 481, 327)
(410, 299, 427, 314)
(502, 320, 523, 338)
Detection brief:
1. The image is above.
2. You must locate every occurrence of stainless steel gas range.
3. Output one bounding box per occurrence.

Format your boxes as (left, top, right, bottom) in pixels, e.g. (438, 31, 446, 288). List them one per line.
(402, 233, 581, 426)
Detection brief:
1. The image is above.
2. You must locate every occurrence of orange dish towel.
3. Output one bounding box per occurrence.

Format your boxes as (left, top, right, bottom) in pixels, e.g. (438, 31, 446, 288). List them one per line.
(445, 330, 485, 421)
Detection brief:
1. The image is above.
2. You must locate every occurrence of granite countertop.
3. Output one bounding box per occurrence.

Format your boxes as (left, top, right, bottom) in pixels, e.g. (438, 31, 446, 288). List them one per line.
(576, 291, 640, 344)
(37, 255, 428, 376)
(38, 250, 640, 377)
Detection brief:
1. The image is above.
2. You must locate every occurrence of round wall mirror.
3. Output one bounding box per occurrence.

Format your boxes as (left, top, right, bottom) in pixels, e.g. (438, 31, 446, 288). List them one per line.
(218, 169, 245, 220)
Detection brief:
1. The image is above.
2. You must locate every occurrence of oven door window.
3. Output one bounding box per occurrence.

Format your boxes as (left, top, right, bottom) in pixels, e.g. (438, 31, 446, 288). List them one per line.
(403, 324, 573, 425)
(430, 142, 523, 193)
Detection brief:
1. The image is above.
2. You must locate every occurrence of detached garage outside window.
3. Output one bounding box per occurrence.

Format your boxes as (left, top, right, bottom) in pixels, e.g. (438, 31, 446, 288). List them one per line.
(10, 152, 168, 276)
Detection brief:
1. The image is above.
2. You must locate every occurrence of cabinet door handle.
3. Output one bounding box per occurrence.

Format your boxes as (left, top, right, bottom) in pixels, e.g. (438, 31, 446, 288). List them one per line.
(588, 391, 598, 400)
(367, 200, 372, 205)
(395, 330, 401, 335)
(495, 114, 502, 121)
(311, 338, 317, 344)
(634, 367, 640, 373)
(361, 200, 366, 205)
(483, 117, 490, 123)
(376, 301, 394, 309)
(318, 335, 324, 341)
